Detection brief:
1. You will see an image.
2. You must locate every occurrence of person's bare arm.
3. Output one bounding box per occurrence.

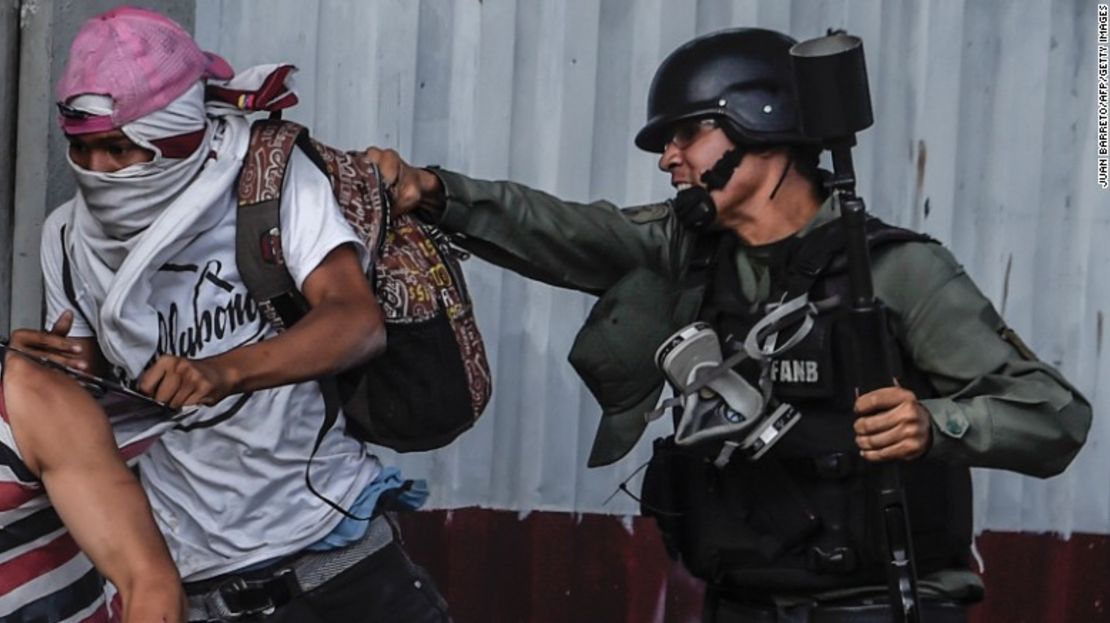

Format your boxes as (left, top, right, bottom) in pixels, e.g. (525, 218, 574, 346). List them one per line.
(138, 243, 386, 408)
(3, 354, 185, 623)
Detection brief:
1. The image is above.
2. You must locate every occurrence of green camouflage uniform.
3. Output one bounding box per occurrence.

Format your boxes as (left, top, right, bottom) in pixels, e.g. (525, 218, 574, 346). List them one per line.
(426, 168, 1092, 601)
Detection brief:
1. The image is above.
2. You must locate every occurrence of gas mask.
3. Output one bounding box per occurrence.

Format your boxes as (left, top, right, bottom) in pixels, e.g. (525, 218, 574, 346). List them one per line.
(650, 293, 824, 465)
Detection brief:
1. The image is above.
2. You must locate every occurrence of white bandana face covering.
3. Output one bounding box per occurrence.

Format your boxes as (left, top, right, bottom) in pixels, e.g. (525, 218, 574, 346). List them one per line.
(67, 82, 213, 246)
(61, 67, 303, 377)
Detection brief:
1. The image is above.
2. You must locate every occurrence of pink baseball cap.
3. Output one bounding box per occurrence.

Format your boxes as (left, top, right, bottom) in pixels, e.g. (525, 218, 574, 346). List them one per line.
(56, 6, 234, 135)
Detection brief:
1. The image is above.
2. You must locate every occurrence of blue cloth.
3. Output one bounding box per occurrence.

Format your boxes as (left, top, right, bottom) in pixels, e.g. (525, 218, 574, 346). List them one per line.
(306, 467, 428, 551)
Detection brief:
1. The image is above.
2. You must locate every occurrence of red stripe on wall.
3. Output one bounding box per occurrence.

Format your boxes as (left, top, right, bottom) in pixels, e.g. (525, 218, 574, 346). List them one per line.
(973, 530, 1109, 622)
(397, 508, 1110, 623)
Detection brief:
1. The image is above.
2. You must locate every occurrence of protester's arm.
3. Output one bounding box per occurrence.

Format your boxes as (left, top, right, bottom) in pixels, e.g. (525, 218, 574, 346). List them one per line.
(138, 243, 384, 407)
(859, 242, 1091, 477)
(139, 149, 386, 408)
(366, 148, 687, 294)
(3, 354, 185, 622)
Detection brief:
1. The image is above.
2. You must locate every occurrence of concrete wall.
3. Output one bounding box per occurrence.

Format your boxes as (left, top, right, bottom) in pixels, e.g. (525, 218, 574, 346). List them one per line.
(6, 0, 195, 334)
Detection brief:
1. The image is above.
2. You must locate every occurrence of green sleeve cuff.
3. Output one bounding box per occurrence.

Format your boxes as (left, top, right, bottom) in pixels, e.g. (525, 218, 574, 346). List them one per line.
(426, 167, 473, 233)
(919, 398, 971, 462)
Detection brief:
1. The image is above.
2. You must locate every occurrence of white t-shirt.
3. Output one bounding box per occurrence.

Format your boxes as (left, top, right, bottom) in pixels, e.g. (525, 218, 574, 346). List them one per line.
(41, 149, 381, 581)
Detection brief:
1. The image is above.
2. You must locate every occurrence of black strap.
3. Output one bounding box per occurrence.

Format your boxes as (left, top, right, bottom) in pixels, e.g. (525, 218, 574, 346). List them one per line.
(701, 234, 752, 325)
(700, 148, 745, 191)
(683, 231, 723, 284)
(742, 217, 934, 314)
(303, 377, 374, 521)
(780, 219, 849, 301)
(695, 218, 934, 381)
(59, 225, 96, 332)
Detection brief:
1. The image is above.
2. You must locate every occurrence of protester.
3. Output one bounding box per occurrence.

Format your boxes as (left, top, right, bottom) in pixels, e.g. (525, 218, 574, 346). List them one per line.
(12, 7, 449, 622)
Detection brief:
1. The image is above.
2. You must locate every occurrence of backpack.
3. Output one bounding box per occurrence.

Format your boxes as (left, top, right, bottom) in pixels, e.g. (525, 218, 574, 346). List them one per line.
(235, 119, 492, 452)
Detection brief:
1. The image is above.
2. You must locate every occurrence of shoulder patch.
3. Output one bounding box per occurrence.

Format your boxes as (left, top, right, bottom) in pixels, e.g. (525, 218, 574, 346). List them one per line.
(621, 202, 671, 224)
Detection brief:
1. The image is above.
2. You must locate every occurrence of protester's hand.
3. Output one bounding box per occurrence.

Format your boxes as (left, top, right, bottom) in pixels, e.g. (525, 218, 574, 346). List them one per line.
(362, 147, 444, 217)
(137, 356, 236, 409)
(9, 311, 90, 369)
(853, 386, 932, 461)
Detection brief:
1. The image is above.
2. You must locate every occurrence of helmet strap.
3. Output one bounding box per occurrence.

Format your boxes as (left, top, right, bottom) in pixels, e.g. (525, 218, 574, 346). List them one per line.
(768, 153, 794, 201)
(700, 147, 745, 191)
(671, 147, 747, 232)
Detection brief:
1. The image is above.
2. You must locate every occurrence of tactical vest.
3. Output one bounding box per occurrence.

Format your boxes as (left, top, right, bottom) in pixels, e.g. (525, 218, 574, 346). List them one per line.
(640, 218, 972, 595)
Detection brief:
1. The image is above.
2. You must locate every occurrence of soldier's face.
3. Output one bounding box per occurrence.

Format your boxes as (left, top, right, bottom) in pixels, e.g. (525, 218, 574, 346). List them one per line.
(657, 118, 733, 190)
(657, 120, 767, 219)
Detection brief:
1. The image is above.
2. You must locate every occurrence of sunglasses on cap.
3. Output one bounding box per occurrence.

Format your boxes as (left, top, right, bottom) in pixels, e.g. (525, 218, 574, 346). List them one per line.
(57, 102, 97, 120)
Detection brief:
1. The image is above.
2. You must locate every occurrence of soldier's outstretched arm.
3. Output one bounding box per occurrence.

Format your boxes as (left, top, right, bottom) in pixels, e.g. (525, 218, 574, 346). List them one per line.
(366, 147, 687, 295)
(2, 354, 186, 622)
(872, 242, 1091, 478)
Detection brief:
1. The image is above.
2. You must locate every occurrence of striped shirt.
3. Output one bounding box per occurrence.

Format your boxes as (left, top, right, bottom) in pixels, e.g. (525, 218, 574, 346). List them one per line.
(0, 363, 176, 622)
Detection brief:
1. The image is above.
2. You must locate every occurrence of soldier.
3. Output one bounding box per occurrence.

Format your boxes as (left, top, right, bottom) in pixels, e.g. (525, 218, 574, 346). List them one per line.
(368, 28, 1091, 622)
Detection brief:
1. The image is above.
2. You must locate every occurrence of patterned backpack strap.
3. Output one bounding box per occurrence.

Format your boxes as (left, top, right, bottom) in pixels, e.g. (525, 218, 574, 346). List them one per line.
(233, 119, 493, 451)
(305, 138, 389, 266)
(235, 119, 310, 331)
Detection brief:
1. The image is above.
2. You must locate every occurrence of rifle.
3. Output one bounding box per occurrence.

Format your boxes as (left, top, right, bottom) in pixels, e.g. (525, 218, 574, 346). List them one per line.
(791, 32, 922, 623)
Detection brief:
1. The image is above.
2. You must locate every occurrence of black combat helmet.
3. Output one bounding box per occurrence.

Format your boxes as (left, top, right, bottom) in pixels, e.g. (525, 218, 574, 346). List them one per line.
(635, 28, 810, 153)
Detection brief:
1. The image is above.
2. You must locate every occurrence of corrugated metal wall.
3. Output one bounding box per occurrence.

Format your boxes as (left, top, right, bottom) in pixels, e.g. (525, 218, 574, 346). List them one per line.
(190, 0, 1105, 538)
(0, 2, 18, 334)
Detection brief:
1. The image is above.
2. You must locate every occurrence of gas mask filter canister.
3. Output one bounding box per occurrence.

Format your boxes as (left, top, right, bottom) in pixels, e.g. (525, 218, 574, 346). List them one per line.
(653, 322, 801, 462)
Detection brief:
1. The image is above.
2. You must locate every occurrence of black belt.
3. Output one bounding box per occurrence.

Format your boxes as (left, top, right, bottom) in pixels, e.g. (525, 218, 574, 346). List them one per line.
(705, 597, 967, 623)
(185, 514, 394, 621)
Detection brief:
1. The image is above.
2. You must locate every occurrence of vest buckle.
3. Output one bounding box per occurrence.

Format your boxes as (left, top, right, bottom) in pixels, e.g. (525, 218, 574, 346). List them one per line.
(807, 545, 858, 574)
(812, 452, 857, 479)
